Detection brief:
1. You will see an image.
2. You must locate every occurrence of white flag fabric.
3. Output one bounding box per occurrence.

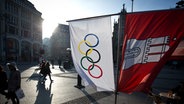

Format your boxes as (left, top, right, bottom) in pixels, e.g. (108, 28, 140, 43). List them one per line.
(69, 16, 115, 91)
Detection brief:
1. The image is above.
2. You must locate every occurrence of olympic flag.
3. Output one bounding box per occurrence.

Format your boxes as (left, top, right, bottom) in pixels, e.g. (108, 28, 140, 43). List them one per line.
(118, 9, 184, 93)
(69, 17, 115, 91)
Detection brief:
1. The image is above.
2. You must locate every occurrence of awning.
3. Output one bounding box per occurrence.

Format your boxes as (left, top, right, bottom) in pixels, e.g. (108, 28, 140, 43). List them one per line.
(170, 40, 184, 60)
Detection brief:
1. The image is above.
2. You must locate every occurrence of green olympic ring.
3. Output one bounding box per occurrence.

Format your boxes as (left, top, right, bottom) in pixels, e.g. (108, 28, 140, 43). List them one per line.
(80, 56, 94, 70)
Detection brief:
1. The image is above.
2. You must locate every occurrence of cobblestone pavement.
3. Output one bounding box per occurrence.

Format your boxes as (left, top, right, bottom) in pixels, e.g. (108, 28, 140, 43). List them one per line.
(0, 64, 153, 104)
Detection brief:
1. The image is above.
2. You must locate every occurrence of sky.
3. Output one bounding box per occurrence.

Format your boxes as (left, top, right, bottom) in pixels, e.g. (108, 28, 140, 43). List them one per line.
(28, 0, 179, 39)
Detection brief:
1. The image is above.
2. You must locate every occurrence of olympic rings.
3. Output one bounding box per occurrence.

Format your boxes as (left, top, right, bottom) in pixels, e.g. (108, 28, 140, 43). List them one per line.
(84, 34, 99, 48)
(78, 40, 93, 55)
(88, 64, 103, 78)
(78, 33, 103, 79)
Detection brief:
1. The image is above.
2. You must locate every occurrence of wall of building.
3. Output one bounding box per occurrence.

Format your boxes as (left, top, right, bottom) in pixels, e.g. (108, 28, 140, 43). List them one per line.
(50, 24, 70, 62)
(0, 0, 43, 64)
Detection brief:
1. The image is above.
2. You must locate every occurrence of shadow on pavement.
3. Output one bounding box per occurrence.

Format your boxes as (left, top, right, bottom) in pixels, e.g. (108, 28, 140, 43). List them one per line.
(62, 89, 113, 104)
(34, 80, 53, 104)
(23, 68, 41, 81)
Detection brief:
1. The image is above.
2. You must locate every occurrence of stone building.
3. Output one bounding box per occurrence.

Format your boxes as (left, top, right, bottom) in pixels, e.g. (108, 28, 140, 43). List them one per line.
(0, 0, 43, 63)
(50, 24, 70, 62)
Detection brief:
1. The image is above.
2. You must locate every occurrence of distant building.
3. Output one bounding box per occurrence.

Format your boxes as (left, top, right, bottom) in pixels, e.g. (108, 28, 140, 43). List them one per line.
(112, 8, 126, 66)
(50, 24, 70, 61)
(0, 0, 43, 63)
(112, 21, 118, 64)
(42, 38, 50, 59)
(170, 40, 184, 61)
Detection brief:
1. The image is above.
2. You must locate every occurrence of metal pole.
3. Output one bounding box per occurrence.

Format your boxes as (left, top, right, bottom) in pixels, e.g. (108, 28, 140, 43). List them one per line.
(4, 15, 7, 64)
(114, 4, 126, 104)
(74, 74, 85, 89)
(131, 0, 134, 12)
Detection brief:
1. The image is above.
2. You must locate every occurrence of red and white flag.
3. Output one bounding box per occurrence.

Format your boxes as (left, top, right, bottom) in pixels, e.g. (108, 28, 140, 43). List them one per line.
(118, 9, 184, 93)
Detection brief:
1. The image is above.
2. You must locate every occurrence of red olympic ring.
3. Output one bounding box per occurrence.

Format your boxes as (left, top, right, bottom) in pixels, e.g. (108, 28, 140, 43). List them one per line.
(88, 64, 103, 79)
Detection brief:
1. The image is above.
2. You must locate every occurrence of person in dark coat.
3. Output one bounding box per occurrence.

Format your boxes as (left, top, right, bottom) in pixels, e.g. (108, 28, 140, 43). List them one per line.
(39, 60, 47, 82)
(0, 65, 8, 97)
(7, 62, 21, 104)
(42, 61, 53, 83)
(58, 59, 62, 68)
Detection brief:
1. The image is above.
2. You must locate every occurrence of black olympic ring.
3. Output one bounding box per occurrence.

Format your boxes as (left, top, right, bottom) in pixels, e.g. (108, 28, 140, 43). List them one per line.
(86, 48, 101, 63)
(84, 33, 99, 48)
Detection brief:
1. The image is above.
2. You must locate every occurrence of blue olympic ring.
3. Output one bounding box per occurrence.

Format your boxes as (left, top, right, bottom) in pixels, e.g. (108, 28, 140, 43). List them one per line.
(84, 33, 99, 48)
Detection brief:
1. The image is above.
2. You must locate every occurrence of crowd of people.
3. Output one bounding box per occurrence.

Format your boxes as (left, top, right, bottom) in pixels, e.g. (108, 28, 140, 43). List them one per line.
(1, 60, 183, 104)
(0, 62, 21, 104)
(0, 60, 54, 104)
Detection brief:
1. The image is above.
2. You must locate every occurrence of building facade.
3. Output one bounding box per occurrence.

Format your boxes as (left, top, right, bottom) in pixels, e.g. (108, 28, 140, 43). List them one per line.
(112, 8, 126, 66)
(50, 24, 70, 62)
(0, 0, 43, 63)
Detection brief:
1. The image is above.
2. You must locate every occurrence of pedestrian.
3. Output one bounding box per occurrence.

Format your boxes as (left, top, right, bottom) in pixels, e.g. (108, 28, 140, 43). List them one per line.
(39, 60, 45, 69)
(39, 60, 46, 81)
(42, 61, 53, 83)
(7, 62, 21, 104)
(58, 58, 61, 68)
(0, 65, 8, 97)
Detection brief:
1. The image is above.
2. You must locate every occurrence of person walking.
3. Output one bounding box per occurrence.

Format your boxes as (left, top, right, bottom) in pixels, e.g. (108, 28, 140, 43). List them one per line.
(58, 58, 61, 68)
(7, 62, 21, 104)
(0, 65, 8, 97)
(39, 60, 47, 82)
(42, 61, 53, 83)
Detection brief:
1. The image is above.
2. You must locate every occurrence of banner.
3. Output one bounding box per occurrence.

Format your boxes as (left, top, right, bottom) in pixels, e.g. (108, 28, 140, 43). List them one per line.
(69, 17, 115, 91)
(118, 9, 184, 93)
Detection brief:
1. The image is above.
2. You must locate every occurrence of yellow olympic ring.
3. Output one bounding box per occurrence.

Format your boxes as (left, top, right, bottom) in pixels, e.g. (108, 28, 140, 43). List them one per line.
(78, 40, 93, 55)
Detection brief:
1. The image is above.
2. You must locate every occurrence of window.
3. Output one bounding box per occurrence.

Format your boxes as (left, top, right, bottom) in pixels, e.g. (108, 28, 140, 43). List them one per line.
(8, 25, 18, 35)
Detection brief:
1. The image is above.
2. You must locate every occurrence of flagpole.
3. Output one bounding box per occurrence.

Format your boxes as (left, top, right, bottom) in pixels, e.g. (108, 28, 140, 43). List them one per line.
(114, 4, 126, 104)
(131, 0, 134, 12)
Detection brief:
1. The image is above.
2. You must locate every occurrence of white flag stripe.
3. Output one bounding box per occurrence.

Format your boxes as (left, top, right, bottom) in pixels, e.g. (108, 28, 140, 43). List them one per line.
(69, 17, 115, 91)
